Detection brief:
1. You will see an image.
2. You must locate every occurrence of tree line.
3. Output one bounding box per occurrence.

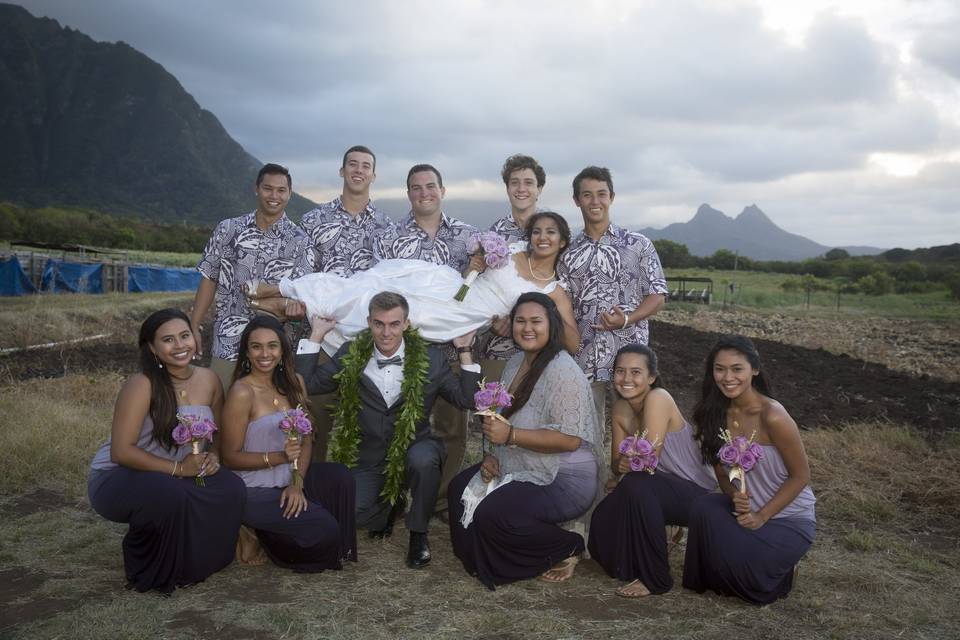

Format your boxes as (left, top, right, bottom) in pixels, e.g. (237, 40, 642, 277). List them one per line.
(0, 203, 211, 253)
(653, 239, 960, 300)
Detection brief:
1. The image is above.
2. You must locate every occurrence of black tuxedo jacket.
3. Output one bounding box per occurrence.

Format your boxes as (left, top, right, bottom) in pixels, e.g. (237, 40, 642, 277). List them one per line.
(296, 343, 480, 471)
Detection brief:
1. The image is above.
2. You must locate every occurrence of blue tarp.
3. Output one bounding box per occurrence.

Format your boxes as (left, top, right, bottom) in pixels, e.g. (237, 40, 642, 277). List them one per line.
(40, 259, 104, 293)
(128, 265, 201, 293)
(0, 256, 37, 296)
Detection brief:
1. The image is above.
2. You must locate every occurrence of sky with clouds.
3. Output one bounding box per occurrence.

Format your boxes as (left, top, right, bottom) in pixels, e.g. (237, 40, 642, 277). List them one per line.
(15, 0, 960, 249)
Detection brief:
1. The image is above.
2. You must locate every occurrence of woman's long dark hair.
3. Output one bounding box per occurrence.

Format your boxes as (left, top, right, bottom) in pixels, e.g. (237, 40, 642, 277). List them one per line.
(502, 292, 565, 419)
(231, 315, 307, 409)
(613, 343, 663, 394)
(692, 335, 773, 465)
(138, 308, 192, 449)
(524, 211, 571, 271)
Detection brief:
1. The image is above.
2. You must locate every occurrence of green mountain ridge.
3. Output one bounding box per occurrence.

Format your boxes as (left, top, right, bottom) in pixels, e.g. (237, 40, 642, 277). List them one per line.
(0, 3, 316, 224)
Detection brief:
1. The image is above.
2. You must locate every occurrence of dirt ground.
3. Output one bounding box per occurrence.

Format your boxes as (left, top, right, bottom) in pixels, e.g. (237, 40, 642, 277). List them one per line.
(4, 317, 957, 435)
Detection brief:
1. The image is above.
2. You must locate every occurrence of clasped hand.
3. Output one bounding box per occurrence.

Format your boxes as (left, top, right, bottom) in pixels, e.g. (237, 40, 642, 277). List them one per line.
(732, 490, 767, 530)
(180, 452, 219, 477)
(592, 305, 628, 331)
(479, 454, 500, 483)
(481, 414, 511, 445)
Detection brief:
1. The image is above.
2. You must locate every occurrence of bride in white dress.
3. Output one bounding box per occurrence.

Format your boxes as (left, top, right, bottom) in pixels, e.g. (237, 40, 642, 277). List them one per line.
(249, 212, 580, 355)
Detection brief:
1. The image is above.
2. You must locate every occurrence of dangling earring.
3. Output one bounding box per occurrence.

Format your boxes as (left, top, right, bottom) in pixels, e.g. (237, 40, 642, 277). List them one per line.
(155, 356, 163, 369)
(278, 360, 284, 371)
(243, 360, 251, 372)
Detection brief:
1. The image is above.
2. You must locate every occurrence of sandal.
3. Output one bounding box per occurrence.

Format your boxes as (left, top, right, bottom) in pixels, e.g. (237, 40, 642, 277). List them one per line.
(615, 579, 651, 598)
(538, 556, 579, 583)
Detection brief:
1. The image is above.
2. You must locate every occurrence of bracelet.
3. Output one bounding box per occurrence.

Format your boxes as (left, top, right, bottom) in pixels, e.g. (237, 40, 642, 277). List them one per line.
(171, 460, 179, 476)
(456, 346, 473, 354)
(508, 426, 517, 448)
(263, 452, 272, 469)
(621, 314, 630, 330)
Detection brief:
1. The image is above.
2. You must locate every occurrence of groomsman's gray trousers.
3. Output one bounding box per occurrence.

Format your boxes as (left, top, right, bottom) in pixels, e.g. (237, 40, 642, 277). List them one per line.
(353, 438, 446, 534)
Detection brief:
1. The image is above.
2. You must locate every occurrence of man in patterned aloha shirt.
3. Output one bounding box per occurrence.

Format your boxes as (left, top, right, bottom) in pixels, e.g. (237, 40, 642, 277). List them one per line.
(375, 164, 477, 521)
(559, 165, 668, 426)
(191, 163, 314, 390)
(297, 145, 395, 461)
(480, 154, 547, 383)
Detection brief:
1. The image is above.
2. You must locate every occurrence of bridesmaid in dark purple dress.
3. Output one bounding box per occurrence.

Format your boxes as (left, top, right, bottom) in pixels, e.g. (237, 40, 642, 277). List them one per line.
(588, 344, 718, 597)
(88, 308, 245, 594)
(221, 315, 356, 572)
(683, 335, 816, 605)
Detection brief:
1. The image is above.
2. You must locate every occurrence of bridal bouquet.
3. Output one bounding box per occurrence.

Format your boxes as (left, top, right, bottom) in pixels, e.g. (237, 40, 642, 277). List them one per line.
(618, 430, 660, 473)
(474, 380, 513, 456)
(173, 413, 218, 486)
(279, 406, 313, 488)
(455, 232, 510, 301)
(718, 428, 763, 492)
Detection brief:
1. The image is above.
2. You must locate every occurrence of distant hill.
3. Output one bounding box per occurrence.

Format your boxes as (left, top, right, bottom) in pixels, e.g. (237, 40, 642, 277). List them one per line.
(0, 3, 316, 224)
(879, 243, 960, 264)
(638, 204, 885, 260)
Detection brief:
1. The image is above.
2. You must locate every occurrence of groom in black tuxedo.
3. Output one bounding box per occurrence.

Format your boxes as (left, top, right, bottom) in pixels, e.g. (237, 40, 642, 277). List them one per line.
(296, 291, 480, 568)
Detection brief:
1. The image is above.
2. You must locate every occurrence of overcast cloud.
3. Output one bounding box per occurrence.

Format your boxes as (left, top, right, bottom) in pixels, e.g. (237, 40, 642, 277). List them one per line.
(15, 0, 960, 249)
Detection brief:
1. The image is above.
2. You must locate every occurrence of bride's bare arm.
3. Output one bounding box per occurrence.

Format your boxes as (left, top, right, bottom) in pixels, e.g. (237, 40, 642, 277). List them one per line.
(549, 286, 581, 354)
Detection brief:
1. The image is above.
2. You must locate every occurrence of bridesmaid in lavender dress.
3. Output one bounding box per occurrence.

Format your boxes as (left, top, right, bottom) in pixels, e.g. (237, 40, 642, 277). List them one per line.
(683, 335, 816, 605)
(88, 309, 245, 593)
(221, 315, 357, 572)
(588, 344, 718, 597)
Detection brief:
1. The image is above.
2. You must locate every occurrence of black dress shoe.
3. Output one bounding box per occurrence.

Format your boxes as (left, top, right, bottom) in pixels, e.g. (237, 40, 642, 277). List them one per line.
(368, 495, 407, 539)
(407, 531, 431, 569)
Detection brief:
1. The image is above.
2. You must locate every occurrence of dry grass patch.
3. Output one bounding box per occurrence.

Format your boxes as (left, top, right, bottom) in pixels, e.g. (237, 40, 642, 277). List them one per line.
(0, 292, 192, 350)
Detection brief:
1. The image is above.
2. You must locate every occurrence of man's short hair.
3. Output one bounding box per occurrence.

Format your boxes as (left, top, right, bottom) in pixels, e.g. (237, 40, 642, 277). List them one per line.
(406, 164, 443, 189)
(368, 291, 409, 318)
(500, 154, 546, 188)
(257, 163, 291, 189)
(572, 166, 615, 199)
(342, 145, 377, 171)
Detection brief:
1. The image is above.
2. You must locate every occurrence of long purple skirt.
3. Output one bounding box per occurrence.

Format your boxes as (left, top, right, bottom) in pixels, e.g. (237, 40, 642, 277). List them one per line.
(588, 471, 709, 594)
(243, 462, 357, 572)
(88, 466, 246, 594)
(682, 492, 815, 605)
(447, 463, 589, 590)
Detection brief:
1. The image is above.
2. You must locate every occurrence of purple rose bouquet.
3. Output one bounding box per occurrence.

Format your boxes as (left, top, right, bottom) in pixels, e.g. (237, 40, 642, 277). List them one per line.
(279, 406, 313, 488)
(474, 379, 513, 456)
(173, 413, 218, 486)
(455, 232, 510, 301)
(618, 430, 661, 473)
(718, 429, 763, 492)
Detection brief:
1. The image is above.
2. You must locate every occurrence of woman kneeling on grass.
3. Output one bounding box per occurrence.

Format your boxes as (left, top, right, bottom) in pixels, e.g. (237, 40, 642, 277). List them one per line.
(221, 315, 356, 572)
(447, 292, 603, 589)
(683, 335, 816, 605)
(588, 344, 718, 597)
(88, 308, 245, 594)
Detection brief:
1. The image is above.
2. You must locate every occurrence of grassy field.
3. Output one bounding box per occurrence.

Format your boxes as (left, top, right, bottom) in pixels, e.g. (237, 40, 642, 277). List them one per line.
(0, 372, 958, 639)
(0, 292, 193, 350)
(667, 268, 960, 320)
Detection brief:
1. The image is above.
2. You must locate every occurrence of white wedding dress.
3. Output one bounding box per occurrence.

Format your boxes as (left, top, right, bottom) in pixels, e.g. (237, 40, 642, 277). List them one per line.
(279, 253, 559, 353)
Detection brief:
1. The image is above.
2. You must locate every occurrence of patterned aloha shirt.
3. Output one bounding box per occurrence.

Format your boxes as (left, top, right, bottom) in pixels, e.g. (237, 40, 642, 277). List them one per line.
(559, 222, 668, 382)
(299, 197, 394, 277)
(197, 211, 315, 361)
(374, 211, 477, 273)
(481, 213, 532, 361)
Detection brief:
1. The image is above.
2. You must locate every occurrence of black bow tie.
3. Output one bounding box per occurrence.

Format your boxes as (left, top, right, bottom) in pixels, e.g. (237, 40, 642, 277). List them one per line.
(376, 355, 403, 368)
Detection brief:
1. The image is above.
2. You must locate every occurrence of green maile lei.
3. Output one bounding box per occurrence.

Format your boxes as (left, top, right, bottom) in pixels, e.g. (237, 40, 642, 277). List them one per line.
(329, 327, 429, 506)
